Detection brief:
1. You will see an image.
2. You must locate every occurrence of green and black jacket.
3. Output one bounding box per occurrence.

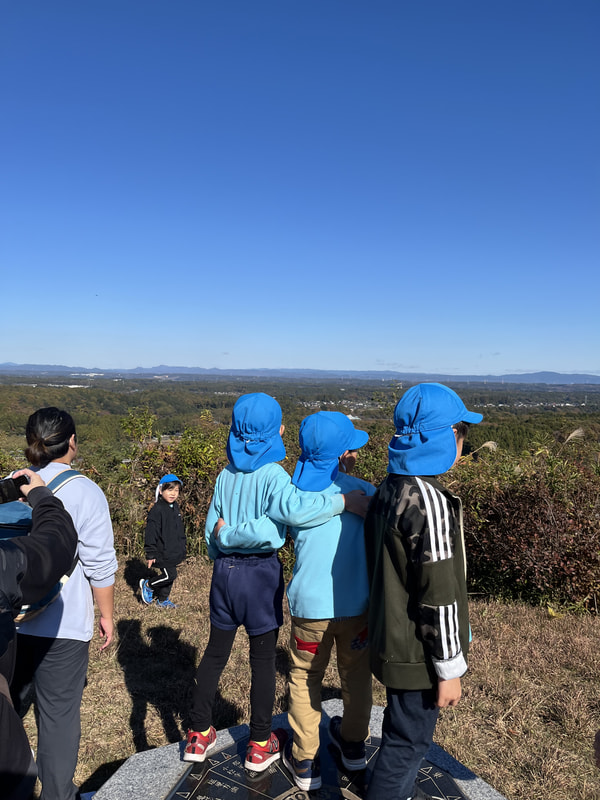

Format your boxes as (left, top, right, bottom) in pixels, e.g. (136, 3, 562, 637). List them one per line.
(365, 474, 469, 691)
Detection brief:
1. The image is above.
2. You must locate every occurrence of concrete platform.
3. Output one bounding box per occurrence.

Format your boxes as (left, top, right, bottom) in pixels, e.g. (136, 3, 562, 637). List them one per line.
(94, 700, 506, 800)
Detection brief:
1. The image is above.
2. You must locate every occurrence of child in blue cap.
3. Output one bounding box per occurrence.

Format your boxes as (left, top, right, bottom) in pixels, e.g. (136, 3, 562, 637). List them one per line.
(282, 411, 376, 791)
(139, 474, 185, 609)
(364, 384, 482, 800)
(183, 394, 367, 773)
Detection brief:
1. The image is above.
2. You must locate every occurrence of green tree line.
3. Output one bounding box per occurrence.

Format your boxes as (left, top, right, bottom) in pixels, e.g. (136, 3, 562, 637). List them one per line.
(1, 379, 599, 608)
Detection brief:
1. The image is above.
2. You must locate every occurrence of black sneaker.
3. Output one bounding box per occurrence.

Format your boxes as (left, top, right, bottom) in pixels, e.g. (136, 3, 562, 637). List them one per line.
(282, 738, 322, 791)
(329, 715, 367, 771)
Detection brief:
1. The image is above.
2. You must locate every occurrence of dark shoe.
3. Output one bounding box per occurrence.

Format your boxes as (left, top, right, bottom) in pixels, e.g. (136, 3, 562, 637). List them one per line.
(282, 738, 321, 791)
(329, 715, 367, 770)
(183, 726, 217, 762)
(244, 729, 285, 772)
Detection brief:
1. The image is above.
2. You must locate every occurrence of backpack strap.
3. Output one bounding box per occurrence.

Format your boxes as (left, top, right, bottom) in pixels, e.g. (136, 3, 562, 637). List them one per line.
(46, 469, 85, 577)
(46, 469, 84, 494)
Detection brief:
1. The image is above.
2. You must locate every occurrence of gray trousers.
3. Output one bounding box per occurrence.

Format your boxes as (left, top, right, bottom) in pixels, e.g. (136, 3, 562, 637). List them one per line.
(11, 634, 90, 800)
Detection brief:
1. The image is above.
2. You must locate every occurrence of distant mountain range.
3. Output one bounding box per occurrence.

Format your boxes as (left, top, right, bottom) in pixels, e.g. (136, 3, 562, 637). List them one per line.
(1, 363, 600, 385)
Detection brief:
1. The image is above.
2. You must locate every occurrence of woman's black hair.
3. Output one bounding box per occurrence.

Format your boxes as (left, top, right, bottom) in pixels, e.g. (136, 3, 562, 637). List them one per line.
(25, 407, 77, 467)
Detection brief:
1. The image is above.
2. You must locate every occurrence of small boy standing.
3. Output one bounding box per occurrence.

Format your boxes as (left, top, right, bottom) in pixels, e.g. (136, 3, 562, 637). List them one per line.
(140, 474, 186, 609)
(282, 411, 376, 792)
(183, 394, 366, 773)
(364, 383, 482, 800)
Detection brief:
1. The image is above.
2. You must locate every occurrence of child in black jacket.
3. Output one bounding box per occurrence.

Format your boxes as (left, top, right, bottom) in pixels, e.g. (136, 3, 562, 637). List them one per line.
(140, 474, 186, 609)
(364, 384, 482, 800)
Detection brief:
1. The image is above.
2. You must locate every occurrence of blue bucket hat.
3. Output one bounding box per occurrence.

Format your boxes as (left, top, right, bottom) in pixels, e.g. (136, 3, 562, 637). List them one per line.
(292, 411, 369, 491)
(388, 383, 483, 476)
(226, 393, 286, 472)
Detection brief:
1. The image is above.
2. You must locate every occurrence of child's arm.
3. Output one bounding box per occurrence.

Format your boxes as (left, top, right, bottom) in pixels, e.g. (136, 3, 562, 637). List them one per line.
(265, 481, 346, 527)
(214, 515, 285, 552)
(204, 497, 219, 560)
(215, 477, 373, 550)
(213, 478, 375, 550)
(144, 505, 161, 564)
(212, 470, 347, 552)
(204, 476, 227, 560)
(400, 481, 468, 706)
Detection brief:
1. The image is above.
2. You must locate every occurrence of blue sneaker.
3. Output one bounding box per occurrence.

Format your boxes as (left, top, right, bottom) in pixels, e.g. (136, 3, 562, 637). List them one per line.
(282, 738, 321, 791)
(155, 598, 177, 609)
(139, 579, 154, 605)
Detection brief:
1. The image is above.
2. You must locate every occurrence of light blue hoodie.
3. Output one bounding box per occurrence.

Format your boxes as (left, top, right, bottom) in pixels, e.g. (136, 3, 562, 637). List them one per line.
(286, 472, 376, 619)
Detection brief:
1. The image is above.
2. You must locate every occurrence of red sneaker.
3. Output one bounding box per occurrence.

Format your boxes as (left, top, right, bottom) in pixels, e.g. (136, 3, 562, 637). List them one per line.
(244, 729, 286, 772)
(183, 726, 217, 762)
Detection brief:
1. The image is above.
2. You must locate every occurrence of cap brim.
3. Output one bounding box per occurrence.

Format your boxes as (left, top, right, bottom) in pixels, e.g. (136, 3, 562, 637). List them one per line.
(348, 428, 369, 450)
(462, 410, 483, 424)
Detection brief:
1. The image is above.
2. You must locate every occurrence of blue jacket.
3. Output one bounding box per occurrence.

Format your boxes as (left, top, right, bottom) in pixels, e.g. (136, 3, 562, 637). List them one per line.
(287, 473, 376, 619)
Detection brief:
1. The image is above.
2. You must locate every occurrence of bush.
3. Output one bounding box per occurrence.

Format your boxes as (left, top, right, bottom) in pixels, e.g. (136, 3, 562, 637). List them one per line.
(172, 416, 228, 556)
(451, 434, 600, 607)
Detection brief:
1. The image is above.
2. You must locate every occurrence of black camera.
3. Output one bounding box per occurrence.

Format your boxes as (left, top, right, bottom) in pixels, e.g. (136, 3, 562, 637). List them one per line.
(0, 475, 29, 504)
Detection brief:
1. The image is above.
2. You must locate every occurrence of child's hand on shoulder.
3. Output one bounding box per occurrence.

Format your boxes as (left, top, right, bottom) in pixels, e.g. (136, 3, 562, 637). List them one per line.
(147, 559, 155, 568)
(343, 490, 370, 518)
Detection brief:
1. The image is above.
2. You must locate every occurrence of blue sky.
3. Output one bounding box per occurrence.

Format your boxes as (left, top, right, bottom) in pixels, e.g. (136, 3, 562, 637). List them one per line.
(1, 1, 598, 375)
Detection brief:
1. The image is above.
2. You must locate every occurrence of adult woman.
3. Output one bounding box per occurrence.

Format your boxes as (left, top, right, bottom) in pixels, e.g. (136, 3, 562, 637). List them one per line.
(10, 407, 117, 800)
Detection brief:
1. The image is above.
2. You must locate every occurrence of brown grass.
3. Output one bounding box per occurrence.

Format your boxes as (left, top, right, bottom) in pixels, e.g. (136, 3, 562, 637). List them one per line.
(23, 558, 600, 800)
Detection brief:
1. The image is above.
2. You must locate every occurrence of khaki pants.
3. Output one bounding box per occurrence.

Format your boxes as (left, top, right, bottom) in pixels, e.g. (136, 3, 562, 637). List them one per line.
(288, 613, 372, 761)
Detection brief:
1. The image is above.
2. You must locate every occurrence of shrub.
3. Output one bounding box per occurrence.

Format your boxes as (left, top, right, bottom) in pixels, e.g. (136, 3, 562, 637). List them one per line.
(451, 434, 600, 607)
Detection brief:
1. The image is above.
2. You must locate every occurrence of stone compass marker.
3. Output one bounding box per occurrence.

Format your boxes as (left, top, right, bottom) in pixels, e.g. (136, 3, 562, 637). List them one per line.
(93, 701, 506, 800)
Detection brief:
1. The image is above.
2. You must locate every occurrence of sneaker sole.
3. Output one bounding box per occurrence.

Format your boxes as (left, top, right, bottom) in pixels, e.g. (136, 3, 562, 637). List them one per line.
(330, 737, 367, 771)
(182, 738, 217, 763)
(244, 750, 280, 772)
(139, 579, 153, 605)
(282, 749, 322, 791)
(337, 752, 367, 771)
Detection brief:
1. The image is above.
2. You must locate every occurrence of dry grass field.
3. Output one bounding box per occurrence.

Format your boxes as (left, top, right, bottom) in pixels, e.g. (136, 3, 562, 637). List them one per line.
(22, 557, 600, 800)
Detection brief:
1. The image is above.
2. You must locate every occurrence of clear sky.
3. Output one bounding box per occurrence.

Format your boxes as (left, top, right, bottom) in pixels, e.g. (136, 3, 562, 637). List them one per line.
(1, 1, 598, 376)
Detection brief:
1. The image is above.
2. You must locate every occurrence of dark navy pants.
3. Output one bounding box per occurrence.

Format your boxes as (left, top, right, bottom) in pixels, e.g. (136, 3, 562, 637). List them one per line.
(367, 687, 439, 800)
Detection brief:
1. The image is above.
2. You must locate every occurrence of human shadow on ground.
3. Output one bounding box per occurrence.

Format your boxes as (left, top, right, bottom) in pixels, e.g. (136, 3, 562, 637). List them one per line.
(117, 619, 242, 751)
(117, 618, 196, 750)
(122, 557, 151, 602)
(79, 759, 128, 794)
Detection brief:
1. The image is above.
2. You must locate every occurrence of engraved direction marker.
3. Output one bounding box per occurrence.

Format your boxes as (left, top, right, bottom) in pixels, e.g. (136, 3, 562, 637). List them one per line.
(171, 730, 468, 800)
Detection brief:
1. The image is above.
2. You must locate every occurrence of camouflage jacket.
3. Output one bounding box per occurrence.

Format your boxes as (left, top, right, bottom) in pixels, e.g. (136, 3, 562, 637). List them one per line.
(364, 474, 469, 691)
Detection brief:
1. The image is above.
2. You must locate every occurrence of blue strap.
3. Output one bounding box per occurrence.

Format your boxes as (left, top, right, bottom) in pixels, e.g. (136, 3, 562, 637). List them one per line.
(46, 469, 84, 494)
